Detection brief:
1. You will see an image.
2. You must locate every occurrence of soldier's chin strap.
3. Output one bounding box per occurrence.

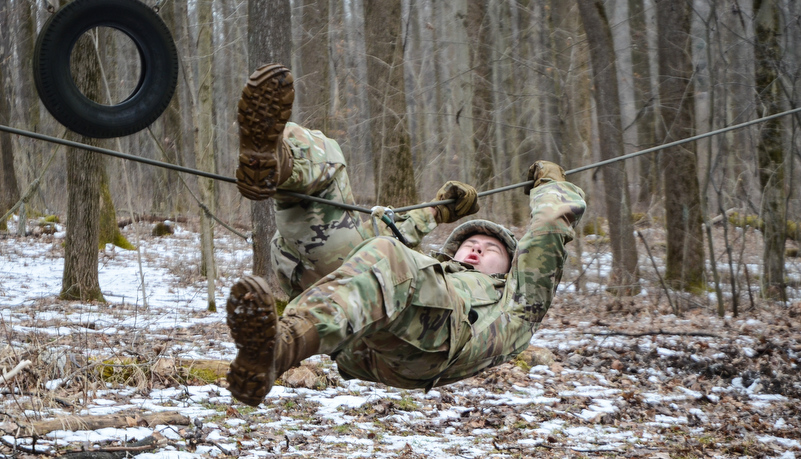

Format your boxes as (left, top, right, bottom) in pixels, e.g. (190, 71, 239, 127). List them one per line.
(370, 206, 409, 246)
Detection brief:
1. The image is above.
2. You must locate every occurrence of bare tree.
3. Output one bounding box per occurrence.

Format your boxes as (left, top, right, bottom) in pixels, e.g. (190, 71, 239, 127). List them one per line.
(193, 0, 218, 311)
(754, 0, 787, 300)
(296, 0, 330, 131)
(546, 0, 592, 180)
(629, 0, 659, 208)
(152, 0, 188, 215)
(432, 0, 474, 188)
(577, 0, 640, 294)
(0, 2, 20, 231)
(364, 0, 417, 207)
(467, 1, 494, 192)
(656, 0, 705, 292)
(248, 0, 291, 288)
(60, 32, 105, 302)
(12, 0, 45, 220)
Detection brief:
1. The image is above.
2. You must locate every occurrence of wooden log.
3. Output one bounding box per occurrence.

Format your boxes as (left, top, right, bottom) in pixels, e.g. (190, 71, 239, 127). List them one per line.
(18, 411, 190, 437)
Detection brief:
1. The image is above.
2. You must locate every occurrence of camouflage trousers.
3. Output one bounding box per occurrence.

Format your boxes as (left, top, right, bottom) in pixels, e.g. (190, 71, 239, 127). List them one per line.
(270, 123, 369, 299)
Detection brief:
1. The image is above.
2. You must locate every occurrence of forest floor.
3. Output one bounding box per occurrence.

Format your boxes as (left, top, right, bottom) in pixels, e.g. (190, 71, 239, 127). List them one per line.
(0, 215, 799, 458)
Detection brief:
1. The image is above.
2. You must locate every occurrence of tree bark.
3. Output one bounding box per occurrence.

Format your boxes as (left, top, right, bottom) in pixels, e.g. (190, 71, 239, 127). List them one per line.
(364, 0, 417, 207)
(577, 0, 640, 295)
(12, 0, 43, 213)
(629, 0, 659, 208)
(467, 1, 494, 191)
(61, 32, 105, 302)
(18, 412, 189, 437)
(0, 3, 20, 231)
(195, 0, 217, 311)
(296, 0, 330, 131)
(433, 0, 474, 187)
(655, 0, 705, 292)
(248, 0, 291, 287)
(754, 0, 787, 301)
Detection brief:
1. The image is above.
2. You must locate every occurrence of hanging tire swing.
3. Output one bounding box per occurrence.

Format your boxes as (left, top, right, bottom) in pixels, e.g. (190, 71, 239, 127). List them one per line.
(34, 0, 178, 139)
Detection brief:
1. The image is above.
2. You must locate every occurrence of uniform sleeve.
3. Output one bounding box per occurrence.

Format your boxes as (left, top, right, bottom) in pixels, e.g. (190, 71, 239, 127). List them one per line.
(504, 179, 586, 328)
(359, 207, 438, 250)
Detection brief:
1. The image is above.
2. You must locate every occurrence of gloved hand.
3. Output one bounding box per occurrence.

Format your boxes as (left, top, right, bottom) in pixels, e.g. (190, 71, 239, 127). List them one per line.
(434, 181, 479, 223)
(524, 160, 566, 194)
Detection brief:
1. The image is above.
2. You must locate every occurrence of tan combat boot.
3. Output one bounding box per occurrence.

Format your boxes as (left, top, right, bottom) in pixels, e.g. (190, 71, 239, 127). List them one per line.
(236, 64, 295, 200)
(226, 275, 321, 407)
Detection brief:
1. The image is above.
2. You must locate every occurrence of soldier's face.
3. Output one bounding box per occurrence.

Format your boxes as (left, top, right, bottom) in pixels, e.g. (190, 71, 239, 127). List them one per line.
(453, 234, 510, 275)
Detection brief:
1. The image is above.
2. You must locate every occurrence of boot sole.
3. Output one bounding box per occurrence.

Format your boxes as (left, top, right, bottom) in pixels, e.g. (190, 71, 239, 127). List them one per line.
(236, 64, 294, 199)
(226, 275, 278, 407)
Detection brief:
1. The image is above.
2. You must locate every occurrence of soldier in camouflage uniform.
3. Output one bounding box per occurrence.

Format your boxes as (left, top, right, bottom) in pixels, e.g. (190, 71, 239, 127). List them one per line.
(226, 64, 586, 407)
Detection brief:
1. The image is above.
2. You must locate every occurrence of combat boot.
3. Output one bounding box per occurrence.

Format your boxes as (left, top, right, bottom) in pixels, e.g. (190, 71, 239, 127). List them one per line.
(236, 64, 295, 200)
(226, 275, 321, 407)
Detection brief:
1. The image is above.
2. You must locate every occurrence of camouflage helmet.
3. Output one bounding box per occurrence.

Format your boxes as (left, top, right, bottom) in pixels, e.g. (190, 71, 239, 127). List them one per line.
(439, 219, 518, 260)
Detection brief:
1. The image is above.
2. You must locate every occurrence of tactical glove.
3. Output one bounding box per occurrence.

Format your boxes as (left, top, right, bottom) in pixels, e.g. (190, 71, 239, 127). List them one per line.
(434, 181, 479, 224)
(524, 160, 566, 194)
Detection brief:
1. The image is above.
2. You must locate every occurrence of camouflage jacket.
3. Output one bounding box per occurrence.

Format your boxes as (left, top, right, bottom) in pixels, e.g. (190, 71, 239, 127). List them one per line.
(369, 179, 586, 386)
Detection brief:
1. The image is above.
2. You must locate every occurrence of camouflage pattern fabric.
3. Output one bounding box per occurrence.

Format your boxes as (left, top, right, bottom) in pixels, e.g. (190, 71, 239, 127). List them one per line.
(436, 180, 586, 385)
(270, 122, 438, 299)
(272, 122, 586, 389)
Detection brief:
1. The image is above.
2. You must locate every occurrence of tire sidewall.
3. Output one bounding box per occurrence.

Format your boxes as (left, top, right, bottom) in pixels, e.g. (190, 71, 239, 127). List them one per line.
(34, 0, 178, 138)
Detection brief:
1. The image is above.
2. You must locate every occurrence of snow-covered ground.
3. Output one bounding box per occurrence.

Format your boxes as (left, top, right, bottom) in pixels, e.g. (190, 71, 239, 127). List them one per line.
(0, 219, 799, 458)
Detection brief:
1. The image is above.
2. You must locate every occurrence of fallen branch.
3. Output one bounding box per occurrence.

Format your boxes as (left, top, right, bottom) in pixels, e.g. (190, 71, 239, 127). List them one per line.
(0, 435, 56, 456)
(1, 359, 32, 383)
(584, 330, 722, 338)
(58, 434, 164, 459)
(14, 411, 190, 437)
(0, 390, 73, 407)
(636, 231, 677, 315)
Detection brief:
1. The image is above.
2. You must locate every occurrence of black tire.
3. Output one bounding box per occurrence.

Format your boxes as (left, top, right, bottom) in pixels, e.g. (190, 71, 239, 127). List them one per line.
(34, 0, 178, 139)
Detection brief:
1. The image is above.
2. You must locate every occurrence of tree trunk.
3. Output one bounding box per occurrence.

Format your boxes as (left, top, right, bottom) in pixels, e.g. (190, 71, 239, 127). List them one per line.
(0, 3, 20, 231)
(488, 2, 510, 219)
(467, 1, 494, 191)
(754, 0, 787, 301)
(248, 0, 292, 288)
(61, 32, 104, 302)
(629, 0, 659, 209)
(12, 0, 44, 214)
(656, 0, 705, 293)
(432, 0, 474, 188)
(152, 0, 187, 215)
(577, 0, 640, 295)
(296, 0, 330, 131)
(364, 0, 417, 207)
(195, 0, 217, 311)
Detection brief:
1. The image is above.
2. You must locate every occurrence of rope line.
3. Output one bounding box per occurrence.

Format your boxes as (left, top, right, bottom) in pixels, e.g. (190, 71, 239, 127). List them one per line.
(0, 129, 65, 224)
(3, 104, 801, 217)
(143, 126, 252, 243)
(394, 105, 801, 213)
